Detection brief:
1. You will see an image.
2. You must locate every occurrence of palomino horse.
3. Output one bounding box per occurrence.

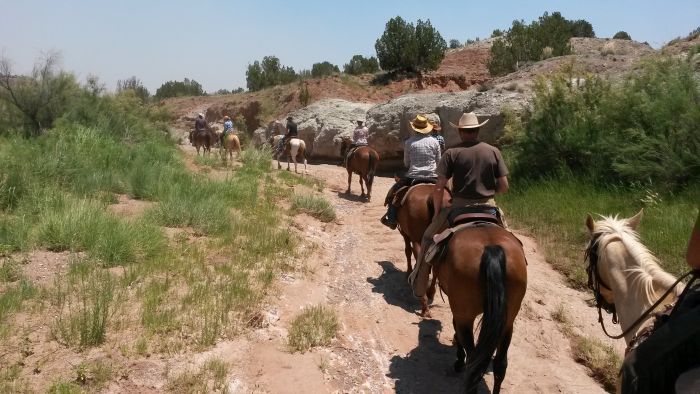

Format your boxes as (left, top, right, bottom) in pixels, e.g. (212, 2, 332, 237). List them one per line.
(395, 183, 451, 317)
(220, 133, 242, 164)
(270, 135, 307, 174)
(584, 210, 697, 392)
(340, 138, 379, 201)
(191, 129, 214, 156)
(413, 223, 527, 393)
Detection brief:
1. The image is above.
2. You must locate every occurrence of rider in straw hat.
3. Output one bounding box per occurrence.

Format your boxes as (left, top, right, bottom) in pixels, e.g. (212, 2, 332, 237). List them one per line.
(380, 114, 441, 229)
(343, 118, 370, 167)
(221, 115, 234, 145)
(409, 112, 510, 296)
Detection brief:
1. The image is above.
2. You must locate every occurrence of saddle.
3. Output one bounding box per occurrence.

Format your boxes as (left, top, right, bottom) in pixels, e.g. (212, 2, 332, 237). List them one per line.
(391, 179, 438, 207)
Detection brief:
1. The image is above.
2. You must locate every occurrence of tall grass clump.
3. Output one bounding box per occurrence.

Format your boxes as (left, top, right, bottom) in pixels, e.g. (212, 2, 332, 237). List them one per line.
(508, 58, 700, 191)
(291, 194, 336, 222)
(287, 304, 338, 353)
(52, 259, 116, 348)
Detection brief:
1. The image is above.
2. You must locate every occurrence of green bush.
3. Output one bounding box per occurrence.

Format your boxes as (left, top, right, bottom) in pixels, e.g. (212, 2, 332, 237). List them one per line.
(154, 78, 204, 100)
(343, 55, 380, 75)
(375, 16, 446, 73)
(117, 76, 150, 103)
(311, 61, 340, 78)
(449, 39, 462, 49)
(287, 304, 338, 353)
(488, 12, 596, 76)
(508, 58, 700, 191)
(246, 56, 298, 91)
(613, 31, 632, 40)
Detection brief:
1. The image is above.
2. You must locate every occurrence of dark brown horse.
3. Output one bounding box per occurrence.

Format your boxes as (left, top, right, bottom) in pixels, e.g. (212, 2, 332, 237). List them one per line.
(416, 225, 527, 393)
(340, 138, 379, 201)
(191, 129, 214, 156)
(395, 183, 451, 317)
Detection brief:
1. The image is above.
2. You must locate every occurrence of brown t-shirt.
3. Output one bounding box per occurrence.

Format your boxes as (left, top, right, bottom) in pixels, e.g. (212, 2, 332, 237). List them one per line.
(437, 141, 508, 200)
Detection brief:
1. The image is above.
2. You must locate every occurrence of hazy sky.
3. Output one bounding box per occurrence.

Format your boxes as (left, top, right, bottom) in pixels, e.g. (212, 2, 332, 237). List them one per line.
(1, 0, 698, 93)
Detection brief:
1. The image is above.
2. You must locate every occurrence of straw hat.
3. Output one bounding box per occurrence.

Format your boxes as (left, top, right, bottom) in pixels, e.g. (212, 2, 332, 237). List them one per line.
(198, 113, 204, 118)
(449, 112, 489, 129)
(223, 115, 230, 120)
(356, 118, 365, 124)
(410, 114, 434, 134)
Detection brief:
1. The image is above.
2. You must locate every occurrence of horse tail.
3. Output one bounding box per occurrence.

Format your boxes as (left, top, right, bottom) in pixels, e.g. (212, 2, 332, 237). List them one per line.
(465, 245, 508, 390)
(367, 151, 376, 187)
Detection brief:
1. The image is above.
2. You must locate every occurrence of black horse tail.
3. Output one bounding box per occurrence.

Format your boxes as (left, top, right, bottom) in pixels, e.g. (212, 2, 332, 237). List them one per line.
(367, 152, 376, 188)
(465, 245, 508, 390)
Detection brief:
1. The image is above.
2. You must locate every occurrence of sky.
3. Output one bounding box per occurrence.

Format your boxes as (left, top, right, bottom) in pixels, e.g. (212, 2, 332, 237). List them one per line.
(1, 0, 698, 94)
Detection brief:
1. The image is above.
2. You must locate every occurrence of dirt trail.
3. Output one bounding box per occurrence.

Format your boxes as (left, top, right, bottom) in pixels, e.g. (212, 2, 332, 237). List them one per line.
(211, 163, 624, 393)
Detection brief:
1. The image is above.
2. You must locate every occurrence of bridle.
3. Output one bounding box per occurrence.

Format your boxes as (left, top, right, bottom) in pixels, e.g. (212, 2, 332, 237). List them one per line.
(585, 233, 693, 340)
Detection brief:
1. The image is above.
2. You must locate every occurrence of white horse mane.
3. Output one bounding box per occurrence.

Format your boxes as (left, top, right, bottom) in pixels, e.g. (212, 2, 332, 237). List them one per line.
(593, 214, 681, 307)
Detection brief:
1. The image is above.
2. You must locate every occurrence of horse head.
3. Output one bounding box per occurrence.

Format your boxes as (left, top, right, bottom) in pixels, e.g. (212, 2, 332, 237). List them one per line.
(339, 136, 352, 157)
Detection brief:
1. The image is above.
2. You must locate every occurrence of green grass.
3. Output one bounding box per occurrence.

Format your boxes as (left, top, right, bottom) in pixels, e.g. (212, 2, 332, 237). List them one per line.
(167, 357, 229, 393)
(52, 259, 116, 348)
(287, 304, 339, 353)
(0, 257, 22, 282)
(47, 381, 82, 394)
(499, 176, 697, 287)
(0, 279, 37, 324)
(0, 364, 30, 393)
(291, 194, 336, 223)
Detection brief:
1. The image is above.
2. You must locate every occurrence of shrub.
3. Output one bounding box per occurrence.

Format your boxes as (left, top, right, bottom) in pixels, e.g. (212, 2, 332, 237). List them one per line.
(375, 16, 447, 73)
(488, 12, 596, 76)
(613, 31, 632, 40)
(154, 78, 204, 100)
(116, 76, 150, 103)
(343, 55, 380, 75)
(299, 81, 311, 106)
(246, 56, 298, 91)
(509, 58, 700, 191)
(291, 194, 336, 222)
(311, 61, 340, 78)
(449, 39, 461, 49)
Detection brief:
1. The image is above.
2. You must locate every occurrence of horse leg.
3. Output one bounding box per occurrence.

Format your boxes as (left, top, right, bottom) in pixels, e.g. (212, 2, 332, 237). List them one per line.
(346, 170, 352, 194)
(359, 175, 366, 199)
(453, 319, 475, 373)
(293, 155, 298, 174)
(492, 329, 513, 394)
(403, 236, 413, 274)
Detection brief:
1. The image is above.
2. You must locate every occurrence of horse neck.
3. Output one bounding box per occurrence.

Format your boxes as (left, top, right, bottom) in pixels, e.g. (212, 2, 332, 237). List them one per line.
(600, 237, 680, 344)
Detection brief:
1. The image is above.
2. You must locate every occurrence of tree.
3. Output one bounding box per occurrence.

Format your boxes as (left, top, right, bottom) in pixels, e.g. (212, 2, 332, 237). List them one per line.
(154, 78, 204, 100)
(116, 76, 149, 103)
(0, 51, 80, 137)
(449, 39, 461, 49)
(246, 56, 298, 91)
(311, 61, 340, 78)
(343, 55, 380, 75)
(298, 80, 311, 106)
(613, 31, 632, 40)
(488, 12, 596, 76)
(375, 16, 446, 73)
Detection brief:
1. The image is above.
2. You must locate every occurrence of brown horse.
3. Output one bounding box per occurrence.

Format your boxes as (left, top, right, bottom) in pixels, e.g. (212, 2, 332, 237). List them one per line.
(416, 225, 527, 393)
(395, 183, 451, 318)
(340, 138, 379, 201)
(220, 133, 242, 164)
(191, 129, 214, 156)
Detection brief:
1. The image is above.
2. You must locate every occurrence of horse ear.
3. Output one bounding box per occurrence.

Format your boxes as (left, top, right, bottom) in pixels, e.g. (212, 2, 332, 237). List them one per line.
(585, 214, 595, 233)
(627, 209, 644, 230)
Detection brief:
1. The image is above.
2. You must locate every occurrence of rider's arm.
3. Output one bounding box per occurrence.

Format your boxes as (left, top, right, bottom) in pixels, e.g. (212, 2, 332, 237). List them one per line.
(432, 176, 448, 220)
(495, 176, 509, 195)
(687, 211, 700, 269)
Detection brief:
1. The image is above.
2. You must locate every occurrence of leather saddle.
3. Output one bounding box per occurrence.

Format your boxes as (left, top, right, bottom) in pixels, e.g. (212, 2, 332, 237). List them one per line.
(447, 204, 503, 227)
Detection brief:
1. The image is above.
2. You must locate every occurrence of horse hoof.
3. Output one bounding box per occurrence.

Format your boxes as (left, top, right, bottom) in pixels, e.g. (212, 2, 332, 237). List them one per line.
(420, 309, 432, 319)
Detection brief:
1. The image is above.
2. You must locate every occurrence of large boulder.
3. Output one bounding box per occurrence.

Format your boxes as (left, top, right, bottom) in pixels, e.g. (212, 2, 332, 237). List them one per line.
(253, 91, 529, 164)
(253, 99, 373, 159)
(366, 90, 529, 160)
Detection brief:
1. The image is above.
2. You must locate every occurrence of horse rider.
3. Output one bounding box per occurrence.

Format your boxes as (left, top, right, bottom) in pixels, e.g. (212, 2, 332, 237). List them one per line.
(278, 116, 298, 154)
(427, 114, 445, 154)
(191, 112, 208, 142)
(409, 112, 509, 296)
(343, 119, 369, 167)
(380, 114, 442, 230)
(619, 209, 700, 394)
(221, 115, 234, 145)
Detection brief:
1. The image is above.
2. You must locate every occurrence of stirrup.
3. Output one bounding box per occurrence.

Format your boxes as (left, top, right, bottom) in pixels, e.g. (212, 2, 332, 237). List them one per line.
(380, 216, 397, 230)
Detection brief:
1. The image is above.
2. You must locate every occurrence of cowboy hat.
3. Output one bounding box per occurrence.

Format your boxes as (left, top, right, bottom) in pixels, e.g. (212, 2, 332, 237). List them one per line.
(223, 115, 230, 120)
(410, 114, 433, 134)
(449, 112, 489, 129)
(198, 113, 204, 118)
(356, 118, 365, 123)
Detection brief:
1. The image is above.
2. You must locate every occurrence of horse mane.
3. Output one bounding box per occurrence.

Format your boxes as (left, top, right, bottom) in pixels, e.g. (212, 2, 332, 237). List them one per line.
(592, 214, 681, 306)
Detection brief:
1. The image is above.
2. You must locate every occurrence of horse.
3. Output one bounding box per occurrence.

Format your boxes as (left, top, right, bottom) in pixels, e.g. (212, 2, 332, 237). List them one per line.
(191, 129, 214, 156)
(584, 210, 700, 392)
(340, 137, 379, 201)
(270, 135, 307, 174)
(412, 221, 527, 393)
(220, 133, 242, 164)
(394, 183, 451, 317)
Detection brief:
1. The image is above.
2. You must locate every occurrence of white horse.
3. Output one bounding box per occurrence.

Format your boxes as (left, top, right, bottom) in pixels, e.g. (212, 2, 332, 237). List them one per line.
(585, 209, 700, 392)
(270, 135, 307, 174)
(585, 209, 684, 345)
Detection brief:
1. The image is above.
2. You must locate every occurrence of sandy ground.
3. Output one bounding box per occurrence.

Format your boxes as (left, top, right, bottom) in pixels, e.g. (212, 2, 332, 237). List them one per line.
(203, 162, 626, 393)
